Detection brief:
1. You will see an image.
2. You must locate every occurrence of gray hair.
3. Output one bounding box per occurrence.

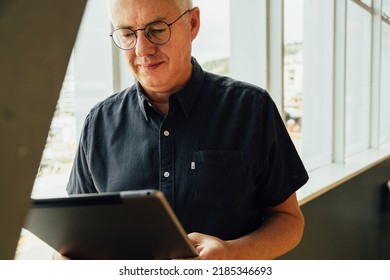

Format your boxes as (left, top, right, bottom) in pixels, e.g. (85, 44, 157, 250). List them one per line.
(108, 0, 194, 21)
(174, 0, 193, 12)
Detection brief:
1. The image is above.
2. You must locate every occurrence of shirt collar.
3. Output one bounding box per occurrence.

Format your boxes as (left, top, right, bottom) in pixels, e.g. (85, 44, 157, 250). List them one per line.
(136, 83, 151, 120)
(136, 57, 205, 120)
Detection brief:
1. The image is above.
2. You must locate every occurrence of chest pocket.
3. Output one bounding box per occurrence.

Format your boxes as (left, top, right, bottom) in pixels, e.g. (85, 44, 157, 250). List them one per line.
(192, 150, 246, 210)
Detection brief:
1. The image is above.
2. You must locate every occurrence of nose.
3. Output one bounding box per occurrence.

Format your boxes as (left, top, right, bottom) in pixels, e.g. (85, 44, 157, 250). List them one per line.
(135, 31, 156, 57)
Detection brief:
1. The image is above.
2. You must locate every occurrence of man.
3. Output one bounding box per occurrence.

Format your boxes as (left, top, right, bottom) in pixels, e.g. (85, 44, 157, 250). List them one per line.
(61, 0, 309, 259)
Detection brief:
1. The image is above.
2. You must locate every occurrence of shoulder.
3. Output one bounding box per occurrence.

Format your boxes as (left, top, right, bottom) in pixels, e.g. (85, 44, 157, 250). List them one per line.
(80, 85, 138, 134)
(80, 85, 137, 143)
(203, 71, 268, 98)
(202, 71, 273, 106)
(83, 85, 138, 127)
(89, 85, 136, 116)
(204, 71, 264, 90)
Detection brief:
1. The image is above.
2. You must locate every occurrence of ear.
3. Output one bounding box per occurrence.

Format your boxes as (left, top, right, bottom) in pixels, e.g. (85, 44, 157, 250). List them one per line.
(189, 7, 201, 41)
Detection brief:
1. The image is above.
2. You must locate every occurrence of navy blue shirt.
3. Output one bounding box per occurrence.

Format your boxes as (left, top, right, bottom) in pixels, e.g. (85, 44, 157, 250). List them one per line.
(67, 57, 308, 240)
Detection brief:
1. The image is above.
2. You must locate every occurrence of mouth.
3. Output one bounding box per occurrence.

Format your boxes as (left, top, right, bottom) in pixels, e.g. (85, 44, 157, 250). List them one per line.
(138, 61, 164, 71)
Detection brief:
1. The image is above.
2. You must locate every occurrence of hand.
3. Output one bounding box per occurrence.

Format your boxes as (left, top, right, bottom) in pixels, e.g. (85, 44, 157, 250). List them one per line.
(185, 232, 232, 260)
(52, 251, 70, 260)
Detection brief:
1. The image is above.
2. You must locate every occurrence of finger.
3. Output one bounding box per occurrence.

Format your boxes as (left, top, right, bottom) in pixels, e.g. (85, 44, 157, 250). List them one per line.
(187, 232, 204, 243)
(52, 251, 70, 260)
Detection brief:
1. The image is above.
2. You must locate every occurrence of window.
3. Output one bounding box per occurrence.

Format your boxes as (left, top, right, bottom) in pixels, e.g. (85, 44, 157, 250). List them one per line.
(33, 0, 113, 198)
(284, 0, 304, 154)
(192, 0, 230, 76)
(345, 0, 372, 157)
(381, 2, 390, 144)
(228, 0, 266, 88)
(33, 60, 77, 198)
(301, 0, 334, 170)
(384, 0, 390, 16)
(360, 0, 373, 7)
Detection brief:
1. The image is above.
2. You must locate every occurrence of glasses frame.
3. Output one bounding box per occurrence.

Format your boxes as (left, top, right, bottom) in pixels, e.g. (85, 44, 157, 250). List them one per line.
(110, 9, 191, 51)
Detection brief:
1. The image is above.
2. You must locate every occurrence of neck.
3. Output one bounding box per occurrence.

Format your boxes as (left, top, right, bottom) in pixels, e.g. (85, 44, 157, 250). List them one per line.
(149, 96, 169, 114)
(142, 63, 193, 115)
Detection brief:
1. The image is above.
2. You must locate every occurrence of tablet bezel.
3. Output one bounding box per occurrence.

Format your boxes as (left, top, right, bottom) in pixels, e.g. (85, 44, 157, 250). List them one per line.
(23, 189, 198, 260)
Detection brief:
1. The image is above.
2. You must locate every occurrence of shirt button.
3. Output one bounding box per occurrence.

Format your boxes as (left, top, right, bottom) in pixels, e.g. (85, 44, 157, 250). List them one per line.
(163, 130, 170, 137)
(163, 171, 170, 178)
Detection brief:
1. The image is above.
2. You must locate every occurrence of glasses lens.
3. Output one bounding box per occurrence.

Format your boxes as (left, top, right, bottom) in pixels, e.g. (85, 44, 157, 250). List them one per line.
(112, 29, 136, 50)
(145, 21, 171, 45)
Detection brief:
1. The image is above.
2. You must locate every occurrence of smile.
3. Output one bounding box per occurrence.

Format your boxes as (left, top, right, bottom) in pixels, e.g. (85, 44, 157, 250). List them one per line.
(139, 61, 163, 70)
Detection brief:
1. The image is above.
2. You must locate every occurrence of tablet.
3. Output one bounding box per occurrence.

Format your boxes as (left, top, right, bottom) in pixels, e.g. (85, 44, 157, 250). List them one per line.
(23, 189, 198, 260)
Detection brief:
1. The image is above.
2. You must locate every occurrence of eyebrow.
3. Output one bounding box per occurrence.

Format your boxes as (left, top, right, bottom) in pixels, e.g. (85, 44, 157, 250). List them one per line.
(116, 16, 168, 29)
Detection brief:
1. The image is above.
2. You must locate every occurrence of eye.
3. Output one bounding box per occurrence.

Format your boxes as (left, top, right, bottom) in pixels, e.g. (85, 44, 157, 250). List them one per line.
(120, 31, 136, 39)
(149, 27, 167, 34)
(145, 22, 169, 40)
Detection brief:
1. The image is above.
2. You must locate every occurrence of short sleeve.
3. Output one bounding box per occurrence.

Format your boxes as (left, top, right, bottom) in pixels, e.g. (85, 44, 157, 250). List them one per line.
(256, 93, 309, 207)
(66, 115, 97, 195)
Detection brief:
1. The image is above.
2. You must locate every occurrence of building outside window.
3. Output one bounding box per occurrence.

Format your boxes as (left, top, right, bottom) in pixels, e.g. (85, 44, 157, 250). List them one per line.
(284, 0, 304, 154)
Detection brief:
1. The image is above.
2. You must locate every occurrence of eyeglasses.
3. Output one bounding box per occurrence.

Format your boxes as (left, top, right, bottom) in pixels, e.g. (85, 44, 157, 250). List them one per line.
(110, 9, 191, 51)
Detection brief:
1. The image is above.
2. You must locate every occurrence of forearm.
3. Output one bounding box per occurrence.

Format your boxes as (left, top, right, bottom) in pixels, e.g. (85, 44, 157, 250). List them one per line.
(187, 193, 304, 260)
(225, 209, 305, 259)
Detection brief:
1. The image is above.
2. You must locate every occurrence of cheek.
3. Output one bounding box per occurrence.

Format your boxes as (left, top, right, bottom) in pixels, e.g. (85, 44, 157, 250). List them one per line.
(123, 52, 136, 70)
(165, 38, 191, 63)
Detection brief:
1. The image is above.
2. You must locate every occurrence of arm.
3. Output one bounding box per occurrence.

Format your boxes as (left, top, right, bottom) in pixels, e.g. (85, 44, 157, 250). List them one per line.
(186, 192, 304, 260)
(53, 193, 303, 260)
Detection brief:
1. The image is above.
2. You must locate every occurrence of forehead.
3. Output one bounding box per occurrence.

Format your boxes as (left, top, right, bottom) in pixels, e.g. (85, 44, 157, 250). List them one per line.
(111, 0, 180, 28)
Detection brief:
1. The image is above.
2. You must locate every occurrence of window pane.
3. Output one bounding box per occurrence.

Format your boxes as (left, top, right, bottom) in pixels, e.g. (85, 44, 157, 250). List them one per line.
(360, 0, 372, 7)
(33, 62, 76, 198)
(345, 1, 372, 156)
(380, 22, 390, 143)
(284, 0, 303, 155)
(33, 0, 113, 198)
(192, 0, 230, 76)
(301, 0, 334, 170)
(383, 0, 390, 16)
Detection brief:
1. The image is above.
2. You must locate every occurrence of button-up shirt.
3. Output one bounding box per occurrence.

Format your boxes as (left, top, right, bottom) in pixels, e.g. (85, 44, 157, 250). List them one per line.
(67, 57, 308, 240)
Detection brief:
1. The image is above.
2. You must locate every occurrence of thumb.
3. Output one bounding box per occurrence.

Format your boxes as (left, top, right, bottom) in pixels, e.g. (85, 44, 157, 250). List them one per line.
(187, 232, 205, 245)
